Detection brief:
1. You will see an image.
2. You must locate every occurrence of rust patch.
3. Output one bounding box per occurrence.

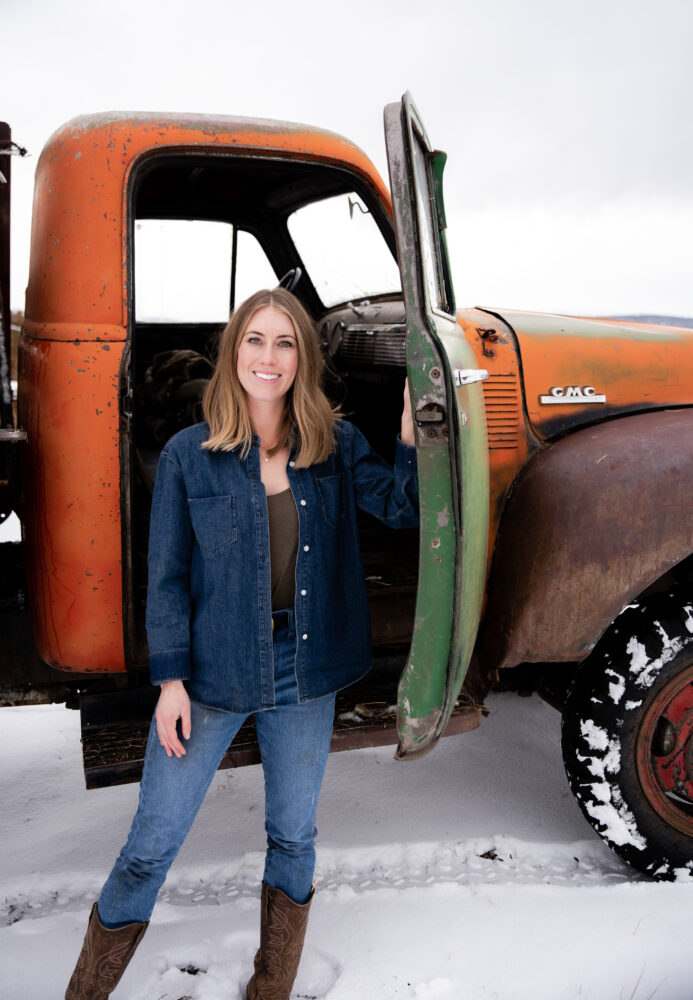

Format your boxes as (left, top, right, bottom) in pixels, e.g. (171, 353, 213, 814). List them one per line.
(476, 409, 693, 669)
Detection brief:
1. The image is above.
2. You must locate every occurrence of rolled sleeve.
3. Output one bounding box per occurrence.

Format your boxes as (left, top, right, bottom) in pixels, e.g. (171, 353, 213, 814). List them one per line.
(148, 647, 192, 686)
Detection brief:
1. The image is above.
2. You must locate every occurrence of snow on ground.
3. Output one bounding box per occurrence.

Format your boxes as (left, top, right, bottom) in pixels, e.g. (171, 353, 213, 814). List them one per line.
(1, 692, 690, 1000)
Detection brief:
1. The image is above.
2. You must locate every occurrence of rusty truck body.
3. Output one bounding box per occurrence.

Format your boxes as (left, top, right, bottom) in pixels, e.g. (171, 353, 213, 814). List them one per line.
(2, 95, 692, 880)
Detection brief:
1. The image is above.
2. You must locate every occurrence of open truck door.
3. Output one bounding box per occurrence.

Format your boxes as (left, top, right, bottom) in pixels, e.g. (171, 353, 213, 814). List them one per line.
(385, 93, 490, 760)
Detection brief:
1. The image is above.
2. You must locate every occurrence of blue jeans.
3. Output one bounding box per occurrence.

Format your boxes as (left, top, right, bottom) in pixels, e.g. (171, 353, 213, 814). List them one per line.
(98, 613, 335, 926)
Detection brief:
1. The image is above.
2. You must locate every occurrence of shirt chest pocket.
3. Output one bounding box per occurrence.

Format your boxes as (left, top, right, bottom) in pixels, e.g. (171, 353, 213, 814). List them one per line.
(316, 473, 345, 529)
(187, 495, 238, 556)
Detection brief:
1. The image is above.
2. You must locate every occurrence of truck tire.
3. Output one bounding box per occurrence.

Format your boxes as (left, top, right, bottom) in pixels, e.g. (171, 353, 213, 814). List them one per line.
(561, 589, 693, 880)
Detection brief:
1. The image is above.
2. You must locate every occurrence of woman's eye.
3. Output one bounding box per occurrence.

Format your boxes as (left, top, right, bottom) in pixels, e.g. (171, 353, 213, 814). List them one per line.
(247, 335, 262, 344)
(279, 340, 296, 349)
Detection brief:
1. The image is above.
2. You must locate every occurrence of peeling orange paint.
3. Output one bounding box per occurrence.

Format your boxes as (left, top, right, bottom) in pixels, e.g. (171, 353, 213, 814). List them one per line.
(18, 336, 124, 672)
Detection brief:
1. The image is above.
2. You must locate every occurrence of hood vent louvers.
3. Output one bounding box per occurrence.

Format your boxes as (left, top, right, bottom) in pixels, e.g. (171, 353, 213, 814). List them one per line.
(482, 373, 521, 450)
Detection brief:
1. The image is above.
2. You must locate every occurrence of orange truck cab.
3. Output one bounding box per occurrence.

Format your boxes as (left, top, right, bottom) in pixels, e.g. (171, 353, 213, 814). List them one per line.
(2, 96, 693, 881)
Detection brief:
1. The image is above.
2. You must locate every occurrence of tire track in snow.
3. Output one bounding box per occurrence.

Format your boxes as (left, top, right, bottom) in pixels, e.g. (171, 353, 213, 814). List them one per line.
(0, 836, 638, 927)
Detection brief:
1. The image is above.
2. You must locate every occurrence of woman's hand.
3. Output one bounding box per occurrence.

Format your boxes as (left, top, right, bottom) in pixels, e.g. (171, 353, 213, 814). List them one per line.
(155, 680, 191, 758)
(401, 377, 415, 447)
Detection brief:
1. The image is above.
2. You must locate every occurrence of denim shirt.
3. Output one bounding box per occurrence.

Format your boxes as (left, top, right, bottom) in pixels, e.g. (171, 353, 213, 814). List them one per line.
(146, 420, 419, 713)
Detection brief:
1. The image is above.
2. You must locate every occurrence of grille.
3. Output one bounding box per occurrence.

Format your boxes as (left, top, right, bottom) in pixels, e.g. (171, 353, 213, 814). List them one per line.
(482, 373, 521, 449)
(338, 324, 407, 368)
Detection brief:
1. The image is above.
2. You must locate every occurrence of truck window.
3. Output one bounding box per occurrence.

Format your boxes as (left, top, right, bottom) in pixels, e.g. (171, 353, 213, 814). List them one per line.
(287, 194, 400, 307)
(234, 230, 279, 304)
(410, 131, 454, 318)
(134, 220, 276, 322)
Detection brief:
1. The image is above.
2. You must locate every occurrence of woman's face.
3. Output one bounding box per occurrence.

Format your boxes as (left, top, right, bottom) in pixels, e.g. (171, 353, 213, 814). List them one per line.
(236, 305, 299, 404)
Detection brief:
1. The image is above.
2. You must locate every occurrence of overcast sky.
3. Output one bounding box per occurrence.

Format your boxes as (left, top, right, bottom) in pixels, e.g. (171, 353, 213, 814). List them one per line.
(5, 0, 692, 317)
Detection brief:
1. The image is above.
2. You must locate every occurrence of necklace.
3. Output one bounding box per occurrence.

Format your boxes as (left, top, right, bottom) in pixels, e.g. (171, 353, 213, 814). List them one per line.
(260, 442, 278, 464)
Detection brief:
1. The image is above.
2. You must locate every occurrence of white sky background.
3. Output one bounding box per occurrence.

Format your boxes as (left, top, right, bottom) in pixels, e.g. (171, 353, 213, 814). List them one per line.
(4, 0, 693, 318)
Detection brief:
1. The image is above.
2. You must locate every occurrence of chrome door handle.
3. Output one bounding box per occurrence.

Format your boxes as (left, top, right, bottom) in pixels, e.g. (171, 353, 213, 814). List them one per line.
(453, 369, 489, 387)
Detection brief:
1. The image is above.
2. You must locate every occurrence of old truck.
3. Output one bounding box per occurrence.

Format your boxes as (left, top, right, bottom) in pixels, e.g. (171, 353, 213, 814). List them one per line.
(1, 94, 692, 881)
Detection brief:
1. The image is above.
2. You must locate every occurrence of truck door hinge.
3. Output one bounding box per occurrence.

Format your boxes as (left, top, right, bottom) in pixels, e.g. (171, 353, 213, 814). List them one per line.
(453, 368, 489, 387)
(120, 373, 133, 419)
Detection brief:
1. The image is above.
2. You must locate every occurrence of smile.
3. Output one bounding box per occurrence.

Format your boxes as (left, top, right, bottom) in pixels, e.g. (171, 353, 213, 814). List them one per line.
(253, 372, 281, 382)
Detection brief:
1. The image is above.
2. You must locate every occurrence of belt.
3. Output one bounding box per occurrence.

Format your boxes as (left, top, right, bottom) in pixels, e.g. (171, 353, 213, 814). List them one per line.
(271, 610, 291, 632)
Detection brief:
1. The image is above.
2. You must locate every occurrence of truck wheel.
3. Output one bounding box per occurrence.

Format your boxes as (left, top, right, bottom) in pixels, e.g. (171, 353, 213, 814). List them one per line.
(561, 589, 693, 880)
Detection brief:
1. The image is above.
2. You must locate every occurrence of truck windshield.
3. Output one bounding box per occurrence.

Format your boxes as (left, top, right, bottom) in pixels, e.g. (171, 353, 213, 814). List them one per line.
(287, 194, 400, 307)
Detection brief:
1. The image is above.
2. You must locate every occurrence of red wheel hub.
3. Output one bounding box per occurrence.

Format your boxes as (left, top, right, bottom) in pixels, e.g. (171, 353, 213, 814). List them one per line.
(636, 666, 693, 836)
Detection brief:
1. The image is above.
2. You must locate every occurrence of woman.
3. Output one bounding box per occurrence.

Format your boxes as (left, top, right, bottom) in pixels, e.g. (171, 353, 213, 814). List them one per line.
(66, 288, 418, 1000)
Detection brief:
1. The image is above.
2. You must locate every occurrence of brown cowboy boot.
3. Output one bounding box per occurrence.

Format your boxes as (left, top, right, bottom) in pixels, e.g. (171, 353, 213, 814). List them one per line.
(246, 883, 313, 1000)
(65, 902, 148, 1000)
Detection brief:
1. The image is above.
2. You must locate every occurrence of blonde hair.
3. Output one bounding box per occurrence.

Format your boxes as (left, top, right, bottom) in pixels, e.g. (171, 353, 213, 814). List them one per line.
(202, 289, 339, 467)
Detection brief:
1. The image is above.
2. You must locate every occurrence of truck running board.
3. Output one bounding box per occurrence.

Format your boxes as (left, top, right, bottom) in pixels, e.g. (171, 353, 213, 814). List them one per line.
(80, 685, 482, 789)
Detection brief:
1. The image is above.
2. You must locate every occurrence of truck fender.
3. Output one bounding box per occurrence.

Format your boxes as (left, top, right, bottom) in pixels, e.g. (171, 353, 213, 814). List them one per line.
(476, 408, 693, 670)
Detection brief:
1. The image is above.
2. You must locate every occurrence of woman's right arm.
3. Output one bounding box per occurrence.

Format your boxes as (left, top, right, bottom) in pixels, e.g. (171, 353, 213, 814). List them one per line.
(146, 450, 195, 687)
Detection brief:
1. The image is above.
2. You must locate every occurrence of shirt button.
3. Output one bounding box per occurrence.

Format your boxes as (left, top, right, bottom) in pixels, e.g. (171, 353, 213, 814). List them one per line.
(301, 589, 307, 596)
(289, 461, 295, 467)
(300, 499, 306, 506)
(303, 544, 309, 552)
(302, 633, 308, 640)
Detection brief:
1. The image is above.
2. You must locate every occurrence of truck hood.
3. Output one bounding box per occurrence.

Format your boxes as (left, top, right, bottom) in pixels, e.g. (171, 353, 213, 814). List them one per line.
(482, 308, 693, 440)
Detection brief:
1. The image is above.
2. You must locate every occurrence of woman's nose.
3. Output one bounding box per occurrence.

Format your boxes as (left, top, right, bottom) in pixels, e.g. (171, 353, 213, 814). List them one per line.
(259, 343, 277, 365)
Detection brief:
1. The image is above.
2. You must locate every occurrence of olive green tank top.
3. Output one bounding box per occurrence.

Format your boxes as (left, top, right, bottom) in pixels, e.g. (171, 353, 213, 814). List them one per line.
(266, 488, 298, 611)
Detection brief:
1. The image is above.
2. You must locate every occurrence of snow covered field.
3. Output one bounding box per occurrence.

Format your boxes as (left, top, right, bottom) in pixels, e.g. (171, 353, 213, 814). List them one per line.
(1, 692, 691, 1000)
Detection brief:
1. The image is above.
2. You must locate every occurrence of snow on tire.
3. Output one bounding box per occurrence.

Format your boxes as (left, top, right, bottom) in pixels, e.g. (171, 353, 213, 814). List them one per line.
(561, 588, 693, 880)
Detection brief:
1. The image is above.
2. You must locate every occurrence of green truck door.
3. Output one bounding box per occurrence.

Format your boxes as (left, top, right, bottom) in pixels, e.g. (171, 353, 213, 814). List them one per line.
(384, 93, 490, 759)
